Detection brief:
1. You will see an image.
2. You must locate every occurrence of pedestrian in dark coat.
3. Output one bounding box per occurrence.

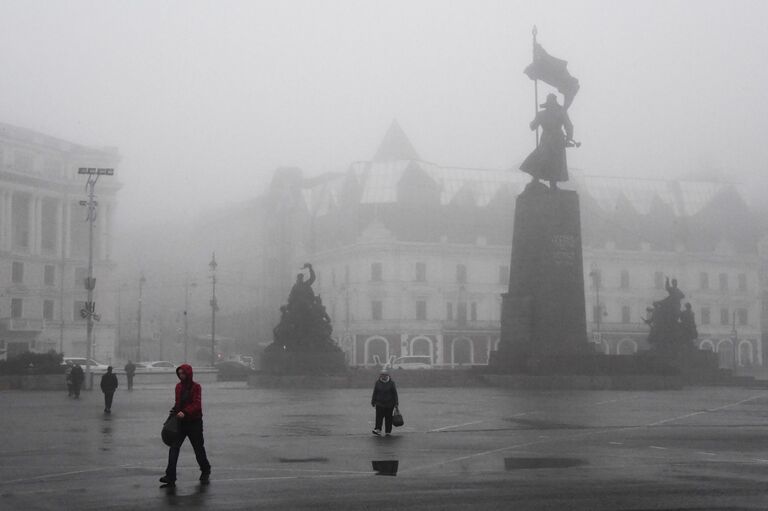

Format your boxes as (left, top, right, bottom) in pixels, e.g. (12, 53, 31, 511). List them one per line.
(70, 364, 84, 398)
(65, 365, 73, 397)
(371, 369, 399, 436)
(124, 360, 136, 391)
(160, 364, 211, 487)
(100, 366, 118, 413)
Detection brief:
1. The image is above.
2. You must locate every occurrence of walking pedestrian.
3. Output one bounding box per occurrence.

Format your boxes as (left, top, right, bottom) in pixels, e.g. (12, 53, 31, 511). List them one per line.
(100, 366, 118, 413)
(70, 364, 84, 399)
(159, 364, 211, 487)
(371, 369, 399, 437)
(124, 360, 136, 391)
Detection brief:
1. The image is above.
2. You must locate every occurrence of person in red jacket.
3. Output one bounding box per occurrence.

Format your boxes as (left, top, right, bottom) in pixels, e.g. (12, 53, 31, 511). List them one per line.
(159, 364, 211, 487)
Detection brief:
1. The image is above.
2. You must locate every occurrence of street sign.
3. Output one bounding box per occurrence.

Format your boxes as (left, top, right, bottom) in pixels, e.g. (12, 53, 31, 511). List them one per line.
(78, 167, 114, 175)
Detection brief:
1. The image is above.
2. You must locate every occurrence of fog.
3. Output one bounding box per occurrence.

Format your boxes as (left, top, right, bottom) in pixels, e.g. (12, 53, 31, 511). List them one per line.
(1, 0, 767, 235)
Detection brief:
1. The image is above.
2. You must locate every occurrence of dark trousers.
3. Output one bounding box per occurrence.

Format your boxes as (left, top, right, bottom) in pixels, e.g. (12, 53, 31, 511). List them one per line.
(375, 405, 394, 434)
(165, 419, 211, 481)
(103, 391, 114, 410)
(126, 375, 133, 390)
(72, 383, 81, 398)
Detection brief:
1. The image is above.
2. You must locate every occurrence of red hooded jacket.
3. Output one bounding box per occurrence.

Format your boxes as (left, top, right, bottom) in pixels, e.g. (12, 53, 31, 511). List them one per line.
(174, 364, 203, 420)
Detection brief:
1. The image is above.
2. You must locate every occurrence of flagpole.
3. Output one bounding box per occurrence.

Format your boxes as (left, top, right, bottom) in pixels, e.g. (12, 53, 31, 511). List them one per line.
(532, 25, 539, 147)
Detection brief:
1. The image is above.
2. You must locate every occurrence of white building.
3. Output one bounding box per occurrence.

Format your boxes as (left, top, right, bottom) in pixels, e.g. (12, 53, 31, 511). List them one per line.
(0, 123, 120, 362)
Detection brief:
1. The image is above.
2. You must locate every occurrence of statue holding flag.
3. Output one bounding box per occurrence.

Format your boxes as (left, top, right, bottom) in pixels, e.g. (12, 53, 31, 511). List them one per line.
(520, 30, 580, 189)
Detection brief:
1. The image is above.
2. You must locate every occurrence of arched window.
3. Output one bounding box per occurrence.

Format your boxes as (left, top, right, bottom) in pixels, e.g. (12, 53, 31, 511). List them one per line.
(451, 337, 474, 366)
(364, 336, 390, 367)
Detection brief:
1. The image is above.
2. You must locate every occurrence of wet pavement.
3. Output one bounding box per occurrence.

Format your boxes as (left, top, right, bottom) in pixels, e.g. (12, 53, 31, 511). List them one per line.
(3, 383, 768, 510)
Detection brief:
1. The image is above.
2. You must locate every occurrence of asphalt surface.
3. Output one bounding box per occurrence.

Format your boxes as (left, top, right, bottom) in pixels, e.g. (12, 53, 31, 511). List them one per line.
(2, 382, 768, 510)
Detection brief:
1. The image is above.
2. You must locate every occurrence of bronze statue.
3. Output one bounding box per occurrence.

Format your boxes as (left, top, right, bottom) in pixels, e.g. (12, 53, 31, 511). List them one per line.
(519, 93, 575, 189)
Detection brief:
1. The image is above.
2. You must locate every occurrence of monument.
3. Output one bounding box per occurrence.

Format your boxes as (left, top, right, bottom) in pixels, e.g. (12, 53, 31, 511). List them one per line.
(491, 28, 589, 371)
(262, 263, 347, 374)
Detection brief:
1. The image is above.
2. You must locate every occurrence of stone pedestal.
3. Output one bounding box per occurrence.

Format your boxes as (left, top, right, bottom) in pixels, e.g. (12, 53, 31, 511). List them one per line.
(492, 182, 588, 369)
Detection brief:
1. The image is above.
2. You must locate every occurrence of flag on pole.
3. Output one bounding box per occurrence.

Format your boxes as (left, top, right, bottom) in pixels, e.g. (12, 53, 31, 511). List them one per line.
(524, 43, 580, 109)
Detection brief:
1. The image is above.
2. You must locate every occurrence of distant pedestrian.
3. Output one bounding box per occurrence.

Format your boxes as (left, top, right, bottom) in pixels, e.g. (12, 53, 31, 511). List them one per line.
(65, 365, 74, 397)
(124, 360, 136, 391)
(100, 366, 118, 413)
(371, 369, 399, 437)
(70, 364, 84, 399)
(159, 364, 211, 487)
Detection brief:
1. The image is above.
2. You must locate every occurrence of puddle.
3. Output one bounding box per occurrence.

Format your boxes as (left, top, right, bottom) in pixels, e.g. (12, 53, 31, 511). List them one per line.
(372, 460, 399, 476)
(504, 457, 586, 470)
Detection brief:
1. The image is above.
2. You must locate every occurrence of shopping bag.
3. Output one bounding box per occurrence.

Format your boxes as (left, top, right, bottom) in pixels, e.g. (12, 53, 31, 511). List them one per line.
(161, 414, 179, 446)
(392, 406, 404, 427)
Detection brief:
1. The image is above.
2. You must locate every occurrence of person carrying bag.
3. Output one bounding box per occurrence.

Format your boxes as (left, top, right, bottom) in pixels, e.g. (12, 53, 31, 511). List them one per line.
(371, 369, 399, 437)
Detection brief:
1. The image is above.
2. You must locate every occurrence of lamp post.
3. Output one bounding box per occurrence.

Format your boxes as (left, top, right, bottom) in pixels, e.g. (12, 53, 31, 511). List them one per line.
(184, 277, 196, 363)
(209, 253, 218, 367)
(589, 269, 602, 347)
(77, 167, 113, 388)
(137, 273, 146, 361)
(732, 311, 738, 370)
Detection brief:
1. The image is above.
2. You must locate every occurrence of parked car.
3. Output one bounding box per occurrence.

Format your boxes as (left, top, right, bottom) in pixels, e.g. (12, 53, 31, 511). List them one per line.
(62, 357, 110, 373)
(135, 361, 177, 373)
(387, 356, 433, 370)
(215, 361, 256, 381)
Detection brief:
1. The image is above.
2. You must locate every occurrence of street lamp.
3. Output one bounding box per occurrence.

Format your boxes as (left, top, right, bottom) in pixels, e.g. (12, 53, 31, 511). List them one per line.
(589, 269, 603, 348)
(184, 277, 197, 363)
(137, 273, 146, 361)
(77, 167, 113, 388)
(209, 253, 218, 367)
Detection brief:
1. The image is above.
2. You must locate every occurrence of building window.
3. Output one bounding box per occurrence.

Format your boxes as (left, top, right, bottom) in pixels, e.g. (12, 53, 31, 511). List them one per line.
(11, 261, 23, 283)
(737, 308, 748, 326)
(619, 270, 629, 290)
(415, 262, 427, 282)
(498, 266, 510, 286)
(590, 270, 602, 289)
(416, 300, 427, 320)
(701, 307, 710, 325)
(371, 300, 383, 320)
(654, 272, 664, 290)
(719, 273, 728, 292)
(470, 302, 477, 321)
(75, 267, 88, 288)
(43, 300, 54, 321)
(44, 265, 55, 286)
(457, 302, 468, 325)
(622, 305, 631, 323)
(738, 273, 747, 292)
(371, 262, 382, 282)
(456, 264, 467, 284)
(700, 272, 709, 290)
(11, 298, 23, 318)
(720, 308, 730, 326)
(446, 302, 453, 321)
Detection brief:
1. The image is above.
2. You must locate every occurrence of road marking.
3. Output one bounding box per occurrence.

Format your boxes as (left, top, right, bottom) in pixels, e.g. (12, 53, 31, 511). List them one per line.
(609, 442, 623, 445)
(647, 394, 767, 427)
(429, 421, 484, 433)
(649, 446, 667, 450)
(697, 452, 716, 456)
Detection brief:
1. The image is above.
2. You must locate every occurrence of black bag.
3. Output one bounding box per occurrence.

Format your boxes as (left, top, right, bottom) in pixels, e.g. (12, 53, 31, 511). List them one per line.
(392, 406, 404, 427)
(161, 414, 179, 446)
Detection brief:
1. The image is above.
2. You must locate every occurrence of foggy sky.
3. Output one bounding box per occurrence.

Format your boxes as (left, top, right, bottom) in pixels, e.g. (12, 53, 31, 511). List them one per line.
(1, 0, 767, 232)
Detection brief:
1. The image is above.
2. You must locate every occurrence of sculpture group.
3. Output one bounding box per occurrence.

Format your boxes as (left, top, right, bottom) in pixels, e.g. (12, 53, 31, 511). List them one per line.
(271, 263, 338, 352)
(644, 277, 699, 349)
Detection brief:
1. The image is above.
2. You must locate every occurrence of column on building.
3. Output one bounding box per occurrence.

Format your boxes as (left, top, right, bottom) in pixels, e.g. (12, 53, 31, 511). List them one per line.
(63, 198, 71, 258)
(4, 190, 12, 251)
(34, 194, 43, 254)
(56, 199, 64, 256)
(0, 190, 6, 250)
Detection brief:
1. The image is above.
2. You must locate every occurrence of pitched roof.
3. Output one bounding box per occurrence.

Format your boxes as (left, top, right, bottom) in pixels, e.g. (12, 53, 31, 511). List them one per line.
(373, 120, 421, 162)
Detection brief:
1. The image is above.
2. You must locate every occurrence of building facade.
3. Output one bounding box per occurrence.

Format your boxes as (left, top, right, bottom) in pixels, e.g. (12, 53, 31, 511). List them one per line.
(166, 121, 763, 370)
(0, 123, 120, 362)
